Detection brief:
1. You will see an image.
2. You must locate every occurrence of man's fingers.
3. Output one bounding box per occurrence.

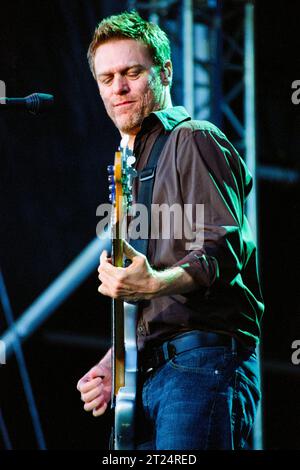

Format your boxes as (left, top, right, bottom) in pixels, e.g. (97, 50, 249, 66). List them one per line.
(98, 269, 111, 284)
(123, 239, 141, 259)
(84, 396, 104, 412)
(98, 284, 110, 296)
(81, 384, 103, 403)
(100, 250, 108, 263)
(99, 258, 119, 276)
(99, 250, 113, 266)
(93, 401, 108, 417)
(78, 377, 102, 394)
(89, 366, 104, 379)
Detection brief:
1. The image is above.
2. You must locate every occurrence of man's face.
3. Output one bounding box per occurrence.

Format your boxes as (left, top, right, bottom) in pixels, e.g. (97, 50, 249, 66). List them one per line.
(94, 39, 165, 135)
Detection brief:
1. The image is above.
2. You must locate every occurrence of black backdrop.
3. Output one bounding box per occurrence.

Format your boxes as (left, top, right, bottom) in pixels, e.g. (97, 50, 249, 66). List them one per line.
(0, 0, 299, 449)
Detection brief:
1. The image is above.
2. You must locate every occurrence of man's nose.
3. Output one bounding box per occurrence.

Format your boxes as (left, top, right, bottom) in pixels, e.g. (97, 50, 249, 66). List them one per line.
(112, 75, 129, 94)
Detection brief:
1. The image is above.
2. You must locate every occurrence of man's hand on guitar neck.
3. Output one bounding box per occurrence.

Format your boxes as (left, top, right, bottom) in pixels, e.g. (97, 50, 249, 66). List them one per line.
(76, 348, 112, 417)
(98, 240, 198, 301)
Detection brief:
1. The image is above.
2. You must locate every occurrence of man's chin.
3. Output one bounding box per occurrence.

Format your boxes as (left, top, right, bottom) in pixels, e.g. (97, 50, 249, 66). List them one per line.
(115, 118, 142, 135)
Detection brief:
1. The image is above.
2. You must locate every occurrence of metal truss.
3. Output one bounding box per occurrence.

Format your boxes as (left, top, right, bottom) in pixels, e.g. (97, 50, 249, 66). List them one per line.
(128, 1, 249, 144)
(128, 0, 299, 185)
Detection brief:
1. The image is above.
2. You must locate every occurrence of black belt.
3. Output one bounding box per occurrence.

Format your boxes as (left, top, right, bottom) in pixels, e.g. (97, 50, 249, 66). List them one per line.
(139, 330, 241, 374)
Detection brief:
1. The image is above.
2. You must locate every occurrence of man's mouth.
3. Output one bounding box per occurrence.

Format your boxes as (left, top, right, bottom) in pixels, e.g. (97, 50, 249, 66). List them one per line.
(115, 101, 135, 107)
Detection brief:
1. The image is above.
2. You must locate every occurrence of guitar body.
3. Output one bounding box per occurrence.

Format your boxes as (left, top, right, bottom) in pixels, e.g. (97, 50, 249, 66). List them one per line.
(108, 141, 138, 450)
(113, 301, 138, 450)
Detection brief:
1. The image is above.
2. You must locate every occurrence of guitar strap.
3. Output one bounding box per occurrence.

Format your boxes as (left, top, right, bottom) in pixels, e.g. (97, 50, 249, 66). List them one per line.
(129, 130, 171, 257)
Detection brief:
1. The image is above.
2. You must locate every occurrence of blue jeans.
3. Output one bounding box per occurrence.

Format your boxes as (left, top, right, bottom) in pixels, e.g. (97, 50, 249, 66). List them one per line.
(135, 340, 260, 450)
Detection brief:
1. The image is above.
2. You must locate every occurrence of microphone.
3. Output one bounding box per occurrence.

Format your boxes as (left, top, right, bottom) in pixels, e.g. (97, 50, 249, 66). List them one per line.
(0, 93, 54, 114)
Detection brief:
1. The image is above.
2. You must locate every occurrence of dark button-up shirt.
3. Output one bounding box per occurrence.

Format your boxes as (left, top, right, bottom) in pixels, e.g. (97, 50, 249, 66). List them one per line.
(132, 106, 264, 351)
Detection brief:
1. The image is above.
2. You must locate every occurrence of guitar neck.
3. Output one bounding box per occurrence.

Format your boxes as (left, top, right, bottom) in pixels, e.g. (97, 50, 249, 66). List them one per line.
(108, 143, 137, 417)
(111, 235, 125, 403)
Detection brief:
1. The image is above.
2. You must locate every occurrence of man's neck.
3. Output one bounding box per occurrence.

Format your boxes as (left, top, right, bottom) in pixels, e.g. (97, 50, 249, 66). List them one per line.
(127, 134, 136, 150)
(121, 101, 173, 150)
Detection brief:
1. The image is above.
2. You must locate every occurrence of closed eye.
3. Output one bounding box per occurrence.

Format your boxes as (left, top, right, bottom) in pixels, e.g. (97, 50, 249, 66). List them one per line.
(127, 71, 140, 79)
(126, 66, 145, 79)
(97, 66, 146, 85)
(100, 76, 113, 85)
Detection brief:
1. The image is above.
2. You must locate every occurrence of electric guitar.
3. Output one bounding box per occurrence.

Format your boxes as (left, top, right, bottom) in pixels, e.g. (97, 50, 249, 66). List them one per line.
(107, 138, 138, 450)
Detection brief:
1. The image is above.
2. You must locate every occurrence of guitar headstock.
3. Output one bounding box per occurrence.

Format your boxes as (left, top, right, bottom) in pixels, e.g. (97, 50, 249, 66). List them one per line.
(107, 138, 137, 238)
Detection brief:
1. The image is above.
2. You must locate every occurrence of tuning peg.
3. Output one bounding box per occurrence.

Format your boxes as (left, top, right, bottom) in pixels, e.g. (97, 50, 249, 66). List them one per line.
(126, 155, 136, 167)
(109, 193, 114, 203)
(108, 175, 114, 183)
(107, 165, 114, 175)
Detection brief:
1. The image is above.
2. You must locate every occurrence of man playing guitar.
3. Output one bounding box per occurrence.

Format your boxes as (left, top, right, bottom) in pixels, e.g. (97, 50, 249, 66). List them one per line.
(77, 11, 264, 450)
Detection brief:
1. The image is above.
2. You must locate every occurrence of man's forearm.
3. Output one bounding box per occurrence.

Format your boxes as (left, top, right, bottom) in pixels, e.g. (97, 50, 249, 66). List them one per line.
(151, 266, 198, 298)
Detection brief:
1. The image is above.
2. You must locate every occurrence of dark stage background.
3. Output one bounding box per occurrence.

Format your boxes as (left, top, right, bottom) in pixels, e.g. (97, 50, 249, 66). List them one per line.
(0, 0, 299, 450)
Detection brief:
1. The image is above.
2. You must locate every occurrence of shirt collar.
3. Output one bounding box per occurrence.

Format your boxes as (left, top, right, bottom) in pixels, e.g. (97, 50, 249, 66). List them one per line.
(138, 106, 191, 134)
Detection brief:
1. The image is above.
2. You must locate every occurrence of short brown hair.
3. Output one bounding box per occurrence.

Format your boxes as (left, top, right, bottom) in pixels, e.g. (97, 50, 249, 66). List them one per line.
(87, 10, 171, 79)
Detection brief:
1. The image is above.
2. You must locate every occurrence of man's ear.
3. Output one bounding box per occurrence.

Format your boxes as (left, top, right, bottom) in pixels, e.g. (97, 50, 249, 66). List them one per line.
(160, 60, 173, 86)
